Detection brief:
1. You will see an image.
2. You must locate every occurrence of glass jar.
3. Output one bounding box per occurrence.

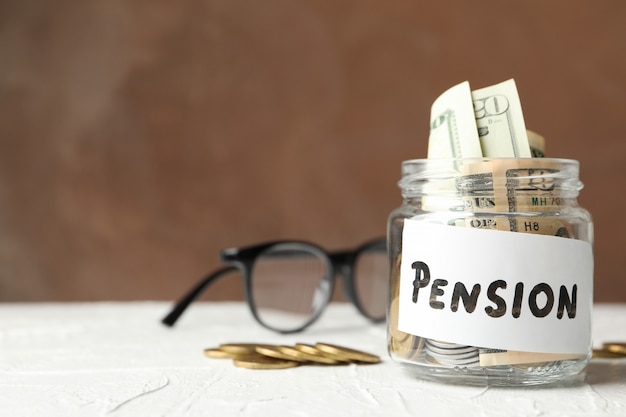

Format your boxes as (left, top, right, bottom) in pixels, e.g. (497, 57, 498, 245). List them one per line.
(387, 158, 594, 386)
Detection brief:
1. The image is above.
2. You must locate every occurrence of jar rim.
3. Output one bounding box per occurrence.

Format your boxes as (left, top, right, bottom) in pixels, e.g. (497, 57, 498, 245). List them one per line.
(401, 157, 579, 168)
(398, 157, 583, 197)
(401, 157, 580, 176)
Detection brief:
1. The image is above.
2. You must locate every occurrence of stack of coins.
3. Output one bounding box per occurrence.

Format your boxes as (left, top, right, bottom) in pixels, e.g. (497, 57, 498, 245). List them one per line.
(592, 342, 626, 359)
(424, 340, 480, 367)
(203, 342, 381, 370)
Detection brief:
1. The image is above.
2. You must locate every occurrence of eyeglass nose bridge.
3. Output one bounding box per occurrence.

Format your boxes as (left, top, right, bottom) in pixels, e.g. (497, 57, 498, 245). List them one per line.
(329, 251, 359, 304)
(329, 251, 352, 267)
(329, 251, 354, 283)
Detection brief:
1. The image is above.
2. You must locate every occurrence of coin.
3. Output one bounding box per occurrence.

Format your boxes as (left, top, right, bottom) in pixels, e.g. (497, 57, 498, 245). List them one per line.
(205, 342, 381, 368)
(315, 343, 381, 364)
(602, 343, 626, 356)
(258, 345, 339, 364)
(219, 343, 274, 354)
(592, 349, 625, 359)
(425, 341, 478, 354)
(203, 348, 240, 359)
(233, 354, 300, 370)
(426, 340, 474, 349)
(293, 343, 325, 356)
(424, 339, 479, 367)
(390, 334, 419, 359)
(388, 270, 411, 346)
(280, 343, 350, 365)
(255, 345, 308, 362)
(294, 343, 350, 363)
(280, 343, 348, 365)
(293, 343, 326, 356)
(426, 352, 479, 366)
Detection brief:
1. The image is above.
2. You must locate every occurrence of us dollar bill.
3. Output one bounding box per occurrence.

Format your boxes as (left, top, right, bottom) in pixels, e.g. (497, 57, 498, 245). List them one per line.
(402, 82, 558, 369)
(457, 159, 575, 235)
(451, 160, 576, 367)
(527, 129, 546, 157)
(459, 159, 570, 213)
(472, 79, 532, 157)
(478, 349, 584, 367)
(454, 216, 572, 237)
(423, 81, 484, 211)
(427, 81, 483, 159)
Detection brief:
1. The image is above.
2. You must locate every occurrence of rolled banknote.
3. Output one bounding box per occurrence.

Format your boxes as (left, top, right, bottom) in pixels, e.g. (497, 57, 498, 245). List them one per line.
(527, 129, 546, 157)
(452, 160, 579, 367)
(456, 159, 575, 244)
(472, 79, 532, 158)
(428, 81, 483, 159)
(423, 81, 484, 211)
(453, 215, 572, 237)
(479, 349, 583, 367)
(459, 159, 572, 213)
(397, 80, 571, 369)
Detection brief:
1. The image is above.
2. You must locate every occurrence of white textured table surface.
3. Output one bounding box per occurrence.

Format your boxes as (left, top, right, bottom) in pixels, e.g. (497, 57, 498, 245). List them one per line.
(1, 302, 625, 417)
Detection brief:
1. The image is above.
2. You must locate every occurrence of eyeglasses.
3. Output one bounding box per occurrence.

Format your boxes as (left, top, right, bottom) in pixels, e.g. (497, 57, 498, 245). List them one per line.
(161, 238, 388, 333)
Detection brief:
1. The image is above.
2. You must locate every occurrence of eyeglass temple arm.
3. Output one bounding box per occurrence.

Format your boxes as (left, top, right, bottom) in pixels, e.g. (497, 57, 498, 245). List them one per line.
(161, 265, 239, 327)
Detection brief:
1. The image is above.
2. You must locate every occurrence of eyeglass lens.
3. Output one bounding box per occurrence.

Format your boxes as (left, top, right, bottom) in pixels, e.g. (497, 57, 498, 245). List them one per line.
(353, 246, 388, 320)
(250, 245, 331, 332)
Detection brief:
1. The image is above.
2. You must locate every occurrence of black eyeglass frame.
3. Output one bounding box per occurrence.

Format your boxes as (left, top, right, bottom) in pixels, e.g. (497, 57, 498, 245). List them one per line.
(161, 238, 387, 333)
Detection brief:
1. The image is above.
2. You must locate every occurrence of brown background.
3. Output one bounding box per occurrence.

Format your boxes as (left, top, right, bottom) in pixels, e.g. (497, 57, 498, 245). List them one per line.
(0, 1, 625, 302)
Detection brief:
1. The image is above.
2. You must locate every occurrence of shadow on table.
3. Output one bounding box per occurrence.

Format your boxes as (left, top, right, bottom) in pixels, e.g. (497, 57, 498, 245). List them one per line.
(585, 359, 626, 385)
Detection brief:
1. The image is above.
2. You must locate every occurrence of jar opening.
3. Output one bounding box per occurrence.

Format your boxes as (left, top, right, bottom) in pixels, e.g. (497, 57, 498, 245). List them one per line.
(399, 158, 582, 200)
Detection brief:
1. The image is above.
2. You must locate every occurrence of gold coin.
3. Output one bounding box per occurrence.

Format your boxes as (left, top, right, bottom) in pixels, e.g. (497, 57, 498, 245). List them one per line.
(233, 354, 300, 370)
(278, 345, 339, 364)
(390, 335, 421, 360)
(203, 348, 239, 359)
(255, 345, 307, 362)
(592, 349, 625, 359)
(315, 343, 381, 364)
(388, 297, 410, 344)
(203, 347, 256, 360)
(219, 343, 274, 354)
(602, 343, 626, 356)
(294, 343, 349, 363)
(388, 264, 411, 347)
(293, 343, 324, 356)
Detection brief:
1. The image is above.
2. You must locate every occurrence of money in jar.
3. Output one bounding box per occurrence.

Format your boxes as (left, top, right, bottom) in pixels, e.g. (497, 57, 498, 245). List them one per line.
(387, 157, 594, 386)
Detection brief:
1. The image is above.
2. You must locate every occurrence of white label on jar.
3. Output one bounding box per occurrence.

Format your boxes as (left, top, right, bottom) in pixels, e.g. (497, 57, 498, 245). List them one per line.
(398, 220, 593, 354)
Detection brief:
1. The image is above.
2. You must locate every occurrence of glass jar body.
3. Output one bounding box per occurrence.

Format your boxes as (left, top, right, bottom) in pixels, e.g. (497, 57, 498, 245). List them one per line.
(387, 158, 593, 386)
